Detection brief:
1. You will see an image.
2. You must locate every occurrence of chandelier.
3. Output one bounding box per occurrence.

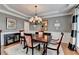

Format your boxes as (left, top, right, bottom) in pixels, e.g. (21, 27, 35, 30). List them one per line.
(29, 5, 42, 25)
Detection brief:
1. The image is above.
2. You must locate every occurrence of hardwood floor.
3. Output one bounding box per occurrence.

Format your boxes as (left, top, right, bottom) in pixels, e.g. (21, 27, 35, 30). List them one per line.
(61, 43, 79, 55)
(1, 42, 79, 55)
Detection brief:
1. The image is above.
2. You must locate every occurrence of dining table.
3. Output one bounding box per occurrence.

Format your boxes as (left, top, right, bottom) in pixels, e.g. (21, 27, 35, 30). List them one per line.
(33, 34, 48, 55)
(23, 32, 51, 55)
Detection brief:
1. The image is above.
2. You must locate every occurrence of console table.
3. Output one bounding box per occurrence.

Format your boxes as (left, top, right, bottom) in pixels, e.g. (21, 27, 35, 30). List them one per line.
(4, 33, 20, 46)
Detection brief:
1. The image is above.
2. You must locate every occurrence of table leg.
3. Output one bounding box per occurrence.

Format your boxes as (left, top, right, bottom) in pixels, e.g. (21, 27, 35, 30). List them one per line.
(45, 43, 47, 55)
(42, 43, 47, 55)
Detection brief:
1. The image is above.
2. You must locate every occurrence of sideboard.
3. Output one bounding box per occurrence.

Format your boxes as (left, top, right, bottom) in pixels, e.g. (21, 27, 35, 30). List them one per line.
(4, 33, 20, 46)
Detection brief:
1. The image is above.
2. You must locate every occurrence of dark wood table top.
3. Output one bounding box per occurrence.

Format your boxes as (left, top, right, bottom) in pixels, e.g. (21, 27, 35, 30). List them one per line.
(33, 35, 48, 43)
(24, 32, 51, 43)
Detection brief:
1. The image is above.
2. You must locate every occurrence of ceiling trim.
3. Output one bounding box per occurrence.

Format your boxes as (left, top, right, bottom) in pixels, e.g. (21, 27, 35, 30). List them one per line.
(39, 4, 76, 16)
(3, 4, 76, 18)
(0, 4, 76, 19)
(0, 9, 27, 19)
(0, 9, 72, 19)
(3, 4, 31, 17)
(43, 12, 73, 18)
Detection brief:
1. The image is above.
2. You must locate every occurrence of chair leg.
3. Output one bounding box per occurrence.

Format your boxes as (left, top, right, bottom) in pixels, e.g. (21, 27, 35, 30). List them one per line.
(20, 38, 22, 44)
(38, 44, 40, 50)
(42, 43, 47, 55)
(26, 47, 28, 54)
(44, 43, 47, 55)
(45, 43, 47, 55)
(23, 39, 25, 48)
(43, 43, 45, 49)
(57, 49, 59, 55)
(32, 48, 34, 55)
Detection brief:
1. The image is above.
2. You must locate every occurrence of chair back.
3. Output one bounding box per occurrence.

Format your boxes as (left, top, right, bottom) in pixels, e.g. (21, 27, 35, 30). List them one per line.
(37, 31, 44, 38)
(44, 33, 51, 42)
(19, 30, 24, 36)
(24, 34, 33, 47)
(35, 32, 38, 34)
(57, 32, 64, 49)
(44, 34, 48, 42)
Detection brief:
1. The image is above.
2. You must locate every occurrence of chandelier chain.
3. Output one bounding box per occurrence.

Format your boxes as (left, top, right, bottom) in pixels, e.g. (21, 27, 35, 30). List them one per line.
(35, 5, 37, 16)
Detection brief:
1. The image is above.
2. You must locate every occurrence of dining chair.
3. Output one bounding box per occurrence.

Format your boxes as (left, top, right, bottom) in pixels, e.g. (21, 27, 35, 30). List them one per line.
(35, 32, 49, 55)
(43, 33, 49, 54)
(24, 33, 40, 55)
(44, 33, 52, 42)
(19, 30, 25, 44)
(38, 31, 44, 38)
(47, 32, 64, 55)
(35, 31, 44, 49)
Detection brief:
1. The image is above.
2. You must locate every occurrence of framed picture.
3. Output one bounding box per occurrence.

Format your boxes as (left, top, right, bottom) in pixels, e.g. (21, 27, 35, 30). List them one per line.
(6, 18, 16, 29)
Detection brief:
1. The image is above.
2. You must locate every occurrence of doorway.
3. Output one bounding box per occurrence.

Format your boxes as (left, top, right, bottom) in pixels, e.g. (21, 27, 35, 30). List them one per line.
(24, 21, 29, 33)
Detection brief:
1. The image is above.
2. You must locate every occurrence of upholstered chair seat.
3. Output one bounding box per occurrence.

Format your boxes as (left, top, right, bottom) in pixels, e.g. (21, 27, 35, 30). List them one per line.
(49, 39, 60, 44)
(47, 32, 64, 55)
(33, 42, 40, 47)
(48, 43, 58, 49)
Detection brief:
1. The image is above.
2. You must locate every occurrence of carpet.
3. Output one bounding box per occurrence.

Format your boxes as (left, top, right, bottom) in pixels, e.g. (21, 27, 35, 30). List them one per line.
(4, 43, 64, 55)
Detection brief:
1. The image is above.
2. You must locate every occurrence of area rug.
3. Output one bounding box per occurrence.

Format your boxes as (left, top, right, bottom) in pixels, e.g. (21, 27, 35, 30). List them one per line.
(4, 43, 64, 55)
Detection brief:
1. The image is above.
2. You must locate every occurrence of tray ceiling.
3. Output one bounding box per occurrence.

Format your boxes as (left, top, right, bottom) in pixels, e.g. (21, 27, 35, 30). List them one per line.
(0, 4, 76, 19)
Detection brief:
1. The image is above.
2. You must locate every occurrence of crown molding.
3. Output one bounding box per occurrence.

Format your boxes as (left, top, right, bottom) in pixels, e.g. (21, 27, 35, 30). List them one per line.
(3, 4, 75, 18)
(0, 4, 76, 19)
(0, 9, 27, 19)
(39, 4, 76, 16)
(43, 12, 73, 18)
(0, 8, 73, 19)
(3, 4, 30, 17)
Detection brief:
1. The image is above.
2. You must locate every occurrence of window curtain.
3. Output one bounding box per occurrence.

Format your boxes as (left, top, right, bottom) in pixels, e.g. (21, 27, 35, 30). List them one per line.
(68, 15, 77, 50)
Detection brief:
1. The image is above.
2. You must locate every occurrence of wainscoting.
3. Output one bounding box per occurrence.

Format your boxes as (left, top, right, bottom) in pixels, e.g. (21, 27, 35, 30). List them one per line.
(1, 31, 71, 46)
(26, 31, 71, 44)
(47, 31, 71, 44)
